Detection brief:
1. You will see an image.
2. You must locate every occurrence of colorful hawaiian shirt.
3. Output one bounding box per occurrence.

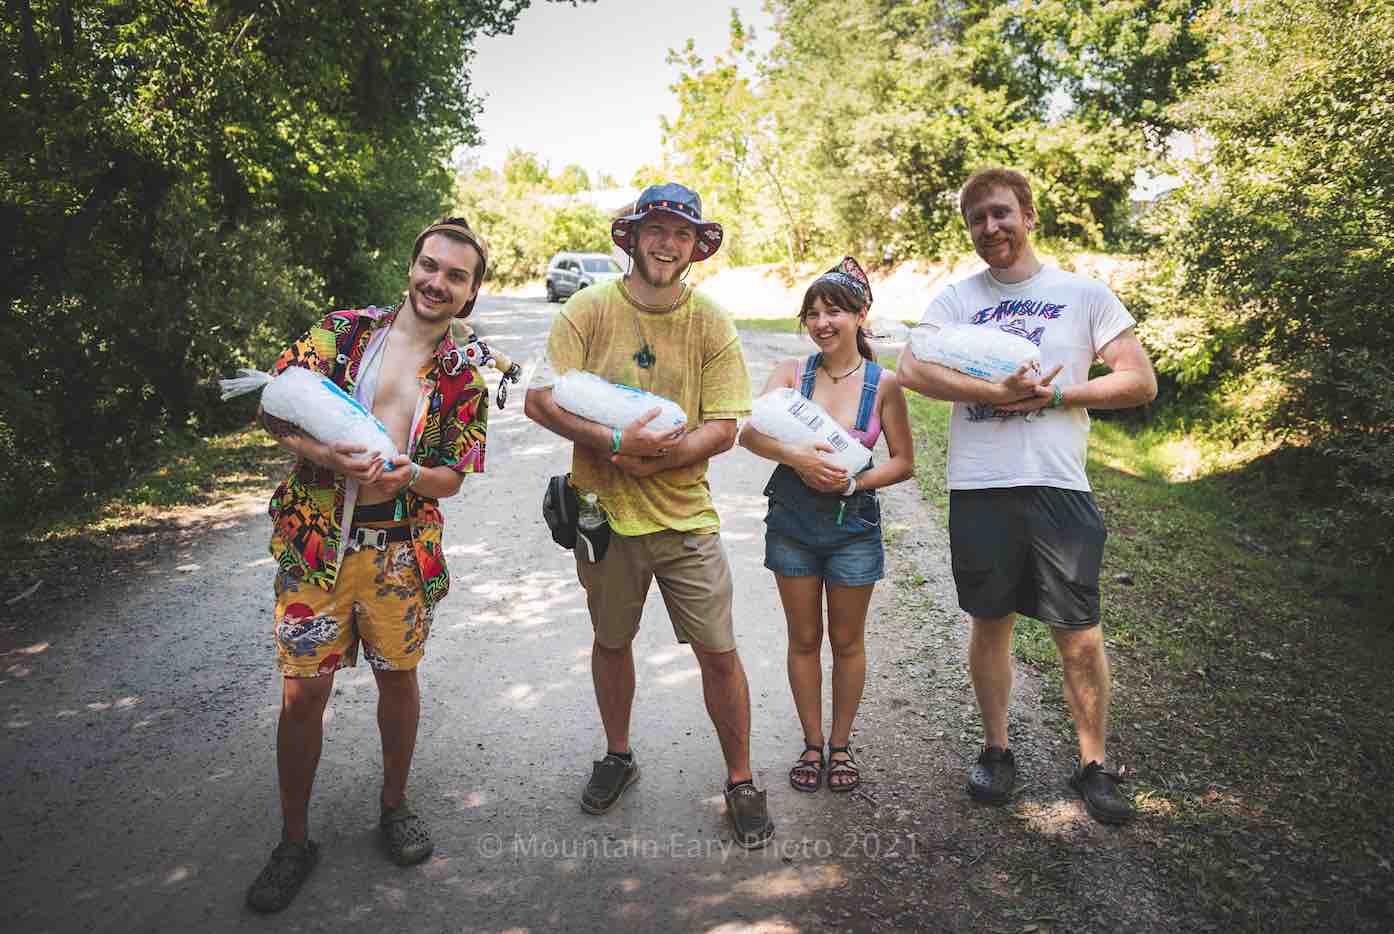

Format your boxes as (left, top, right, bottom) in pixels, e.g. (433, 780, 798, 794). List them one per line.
(266, 304, 489, 610)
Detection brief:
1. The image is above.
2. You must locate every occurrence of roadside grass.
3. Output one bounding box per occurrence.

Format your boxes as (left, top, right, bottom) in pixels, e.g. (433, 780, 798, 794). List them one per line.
(899, 390, 1394, 929)
(0, 426, 290, 601)
(732, 316, 801, 334)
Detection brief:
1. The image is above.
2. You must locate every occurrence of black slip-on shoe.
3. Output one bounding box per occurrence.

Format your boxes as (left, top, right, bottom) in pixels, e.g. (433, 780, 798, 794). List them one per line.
(581, 753, 640, 814)
(1069, 760, 1134, 825)
(246, 839, 319, 913)
(966, 745, 1016, 804)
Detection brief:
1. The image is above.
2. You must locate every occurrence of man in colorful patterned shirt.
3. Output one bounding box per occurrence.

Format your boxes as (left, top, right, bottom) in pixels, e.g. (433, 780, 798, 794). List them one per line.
(245, 218, 490, 912)
(525, 183, 775, 850)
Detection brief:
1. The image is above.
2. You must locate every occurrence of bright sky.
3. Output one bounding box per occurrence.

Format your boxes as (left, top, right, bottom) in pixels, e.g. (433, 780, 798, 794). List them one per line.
(464, 0, 775, 185)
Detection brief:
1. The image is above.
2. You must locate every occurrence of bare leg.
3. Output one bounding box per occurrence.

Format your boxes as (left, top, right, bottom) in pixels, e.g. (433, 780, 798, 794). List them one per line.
(373, 668, 421, 810)
(1051, 625, 1110, 765)
(691, 644, 753, 784)
(591, 639, 636, 755)
(277, 673, 335, 842)
(825, 583, 873, 786)
(968, 614, 1016, 749)
(774, 574, 827, 762)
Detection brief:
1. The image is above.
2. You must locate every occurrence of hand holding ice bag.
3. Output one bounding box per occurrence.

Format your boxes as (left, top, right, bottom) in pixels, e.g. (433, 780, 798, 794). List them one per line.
(551, 370, 688, 433)
(908, 322, 1041, 383)
(219, 367, 401, 472)
(749, 388, 873, 475)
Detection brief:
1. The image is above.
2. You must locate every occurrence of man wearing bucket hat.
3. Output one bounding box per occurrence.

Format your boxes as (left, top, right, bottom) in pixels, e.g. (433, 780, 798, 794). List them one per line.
(525, 183, 774, 849)
(245, 217, 492, 911)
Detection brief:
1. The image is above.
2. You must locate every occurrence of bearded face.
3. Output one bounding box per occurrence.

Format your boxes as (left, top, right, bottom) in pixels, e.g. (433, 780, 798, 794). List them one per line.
(631, 213, 697, 289)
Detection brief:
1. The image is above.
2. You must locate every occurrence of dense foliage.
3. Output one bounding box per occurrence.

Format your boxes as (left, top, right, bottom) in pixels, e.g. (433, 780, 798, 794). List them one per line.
(651, 0, 1390, 552)
(2, 0, 527, 511)
(654, 1, 1211, 266)
(453, 150, 616, 286)
(1133, 0, 1394, 546)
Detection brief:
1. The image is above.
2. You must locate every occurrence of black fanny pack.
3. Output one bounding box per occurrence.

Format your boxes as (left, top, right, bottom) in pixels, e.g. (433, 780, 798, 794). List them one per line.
(543, 474, 579, 549)
(542, 473, 613, 561)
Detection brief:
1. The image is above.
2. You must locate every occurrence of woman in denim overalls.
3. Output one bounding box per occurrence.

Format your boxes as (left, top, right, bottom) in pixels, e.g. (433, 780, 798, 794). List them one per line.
(738, 257, 915, 792)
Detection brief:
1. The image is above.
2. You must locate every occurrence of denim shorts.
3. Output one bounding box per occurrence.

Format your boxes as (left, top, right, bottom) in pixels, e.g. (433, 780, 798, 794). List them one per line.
(763, 498, 885, 587)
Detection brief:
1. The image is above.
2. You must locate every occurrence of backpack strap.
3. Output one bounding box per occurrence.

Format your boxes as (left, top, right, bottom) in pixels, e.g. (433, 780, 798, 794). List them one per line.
(853, 360, 883, 432)
(799, 353, 821, 399)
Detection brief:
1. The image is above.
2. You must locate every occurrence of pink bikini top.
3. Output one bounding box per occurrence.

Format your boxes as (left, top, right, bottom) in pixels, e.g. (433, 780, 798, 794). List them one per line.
(797, 355, 883, 449)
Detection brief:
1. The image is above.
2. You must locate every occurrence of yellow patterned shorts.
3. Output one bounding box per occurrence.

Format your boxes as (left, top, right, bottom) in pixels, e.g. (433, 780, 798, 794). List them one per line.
(273, 523, 432, 678)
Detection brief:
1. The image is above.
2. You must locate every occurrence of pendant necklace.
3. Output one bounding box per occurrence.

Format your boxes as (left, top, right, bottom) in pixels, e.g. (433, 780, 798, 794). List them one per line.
(824, 358, 864, 383)
(619, 278, 687, 373)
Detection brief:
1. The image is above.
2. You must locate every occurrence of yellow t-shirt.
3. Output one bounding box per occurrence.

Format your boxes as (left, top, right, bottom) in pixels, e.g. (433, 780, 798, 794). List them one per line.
(545, 279, 752, 536)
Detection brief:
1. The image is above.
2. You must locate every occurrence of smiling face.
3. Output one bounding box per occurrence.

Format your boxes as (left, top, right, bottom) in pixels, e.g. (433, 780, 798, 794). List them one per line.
(963, 184, 1037, 274)
(799, 290, 866, 355)
(631, 211, 697, 289)
(408, 233, 482, 323)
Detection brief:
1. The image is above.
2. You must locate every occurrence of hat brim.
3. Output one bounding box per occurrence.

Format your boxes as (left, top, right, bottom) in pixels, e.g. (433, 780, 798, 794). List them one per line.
(611, 207, 723, 262)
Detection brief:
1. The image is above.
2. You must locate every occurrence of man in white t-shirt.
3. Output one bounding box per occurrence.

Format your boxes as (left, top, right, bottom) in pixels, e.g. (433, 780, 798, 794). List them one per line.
(896, 167, 1157, 824)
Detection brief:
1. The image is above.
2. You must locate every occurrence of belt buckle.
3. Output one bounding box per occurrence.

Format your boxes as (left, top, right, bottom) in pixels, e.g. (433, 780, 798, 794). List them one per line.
(350, 527, 388, 552)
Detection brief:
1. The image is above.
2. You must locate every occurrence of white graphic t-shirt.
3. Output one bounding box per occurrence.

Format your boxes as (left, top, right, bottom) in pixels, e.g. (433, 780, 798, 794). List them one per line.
(917, 264, 1135, 492)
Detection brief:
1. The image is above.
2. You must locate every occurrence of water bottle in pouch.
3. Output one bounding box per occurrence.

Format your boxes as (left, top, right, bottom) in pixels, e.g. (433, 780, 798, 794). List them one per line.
(576, 492, 612, 563)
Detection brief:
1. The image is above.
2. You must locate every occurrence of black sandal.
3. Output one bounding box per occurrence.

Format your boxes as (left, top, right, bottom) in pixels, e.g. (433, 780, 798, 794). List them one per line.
(827, 745, 860, 793)
(788, 742, 826, 793)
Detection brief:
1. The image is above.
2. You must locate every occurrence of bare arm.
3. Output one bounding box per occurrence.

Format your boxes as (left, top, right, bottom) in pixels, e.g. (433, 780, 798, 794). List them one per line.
(524, 384, 693, 478)
(894, 344, 1060, 405)
(523, 386, 615, 455)
(258, 407, 385, 484)
(737, 359, 850, 493)
(995, 327, 1157, 413)
(614, 419, 736, 477)
(851, 372, 914, 492)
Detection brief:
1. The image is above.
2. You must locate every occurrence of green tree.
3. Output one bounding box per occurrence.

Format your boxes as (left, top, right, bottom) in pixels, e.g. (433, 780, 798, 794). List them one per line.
(1141, 0, 1394, 543)
(1, 0, 529, 510)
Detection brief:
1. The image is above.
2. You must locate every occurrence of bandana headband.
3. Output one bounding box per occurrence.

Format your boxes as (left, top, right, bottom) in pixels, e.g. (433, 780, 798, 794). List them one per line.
(814, 256, 873, 310)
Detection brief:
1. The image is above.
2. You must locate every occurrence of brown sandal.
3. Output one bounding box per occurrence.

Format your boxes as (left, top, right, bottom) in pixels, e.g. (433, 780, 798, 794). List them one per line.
(828, 745, 860, 793)
(788, 742, 826, 793)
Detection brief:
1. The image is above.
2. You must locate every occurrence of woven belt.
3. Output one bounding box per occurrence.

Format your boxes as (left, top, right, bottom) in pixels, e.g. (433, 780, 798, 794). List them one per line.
(347, 524, 411, 551)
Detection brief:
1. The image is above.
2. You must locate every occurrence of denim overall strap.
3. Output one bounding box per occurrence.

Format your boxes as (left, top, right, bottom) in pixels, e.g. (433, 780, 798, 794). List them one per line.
(854, 361, 883, 432)
(799, 354, 821, 399)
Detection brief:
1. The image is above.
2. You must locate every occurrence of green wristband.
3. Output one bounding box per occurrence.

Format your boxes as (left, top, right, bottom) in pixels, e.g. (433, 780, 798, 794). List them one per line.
(611, 428, 623, 454)
(1049, 384, 1065, 408)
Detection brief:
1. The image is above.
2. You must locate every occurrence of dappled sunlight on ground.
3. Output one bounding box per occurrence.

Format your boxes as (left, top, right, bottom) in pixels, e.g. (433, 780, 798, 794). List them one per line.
(451, 569, 583, 632)
(676, 866, 844, 918)
(1013, 798, 1092, 836)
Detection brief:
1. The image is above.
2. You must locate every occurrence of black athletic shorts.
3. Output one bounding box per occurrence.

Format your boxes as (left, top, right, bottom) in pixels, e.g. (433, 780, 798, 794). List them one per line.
(947, 486, 1107, 629)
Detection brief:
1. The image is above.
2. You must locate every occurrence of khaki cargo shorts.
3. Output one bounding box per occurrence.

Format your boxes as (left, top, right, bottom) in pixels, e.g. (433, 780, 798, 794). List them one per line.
(575, 529, 736, 653)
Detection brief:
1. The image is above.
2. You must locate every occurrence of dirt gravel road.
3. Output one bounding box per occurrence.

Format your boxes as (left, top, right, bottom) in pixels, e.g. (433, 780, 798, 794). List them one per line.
(2, 294, 1177, 933)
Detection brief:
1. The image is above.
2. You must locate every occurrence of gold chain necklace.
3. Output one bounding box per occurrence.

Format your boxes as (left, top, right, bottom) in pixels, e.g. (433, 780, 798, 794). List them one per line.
(618, 277, 688, 314)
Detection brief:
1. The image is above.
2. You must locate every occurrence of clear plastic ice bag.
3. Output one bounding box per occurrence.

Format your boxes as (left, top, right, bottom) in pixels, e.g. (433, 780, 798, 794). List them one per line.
(749, 388, 873, 474)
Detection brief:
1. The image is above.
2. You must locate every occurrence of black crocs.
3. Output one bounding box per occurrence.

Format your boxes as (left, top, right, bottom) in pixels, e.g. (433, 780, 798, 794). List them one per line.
(967, 745, 1016, 804)
(245, 839, 319, 913)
